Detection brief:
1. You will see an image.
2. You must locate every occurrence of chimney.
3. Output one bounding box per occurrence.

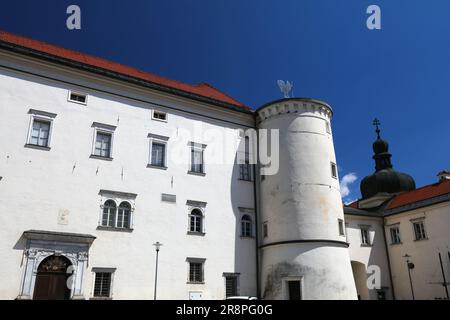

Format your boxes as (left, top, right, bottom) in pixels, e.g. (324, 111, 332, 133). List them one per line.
(437, 170, 450, 182)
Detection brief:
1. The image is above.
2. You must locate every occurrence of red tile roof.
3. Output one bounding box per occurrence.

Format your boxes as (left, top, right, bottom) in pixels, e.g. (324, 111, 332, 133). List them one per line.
(386, 179, 450, 209)
(346, 201, 359, 209)
(0, 31, 250, 111)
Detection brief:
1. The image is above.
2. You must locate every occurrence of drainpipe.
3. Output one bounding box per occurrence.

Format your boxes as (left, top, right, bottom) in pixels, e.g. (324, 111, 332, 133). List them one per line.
(382, 217, 396, 300)
(253, 116, 261, 299)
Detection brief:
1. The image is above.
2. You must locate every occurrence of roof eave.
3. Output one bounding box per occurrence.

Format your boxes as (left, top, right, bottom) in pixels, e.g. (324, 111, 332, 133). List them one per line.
(0, 40, 253, 115)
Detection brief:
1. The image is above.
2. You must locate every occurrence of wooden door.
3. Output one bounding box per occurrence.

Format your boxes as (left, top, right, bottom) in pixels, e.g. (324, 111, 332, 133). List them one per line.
(33, 255, 72, 300)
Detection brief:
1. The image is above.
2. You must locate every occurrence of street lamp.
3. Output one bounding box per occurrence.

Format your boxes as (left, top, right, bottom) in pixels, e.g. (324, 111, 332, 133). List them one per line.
(153, 241, 162, 300)
(403, 254, 415, 300)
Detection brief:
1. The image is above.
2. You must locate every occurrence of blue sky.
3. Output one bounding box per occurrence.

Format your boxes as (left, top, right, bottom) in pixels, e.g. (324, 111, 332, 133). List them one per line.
(1, 0, 448, 202)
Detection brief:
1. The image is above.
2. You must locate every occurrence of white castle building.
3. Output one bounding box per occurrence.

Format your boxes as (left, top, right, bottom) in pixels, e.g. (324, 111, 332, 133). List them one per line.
(0, 31, 449, 300)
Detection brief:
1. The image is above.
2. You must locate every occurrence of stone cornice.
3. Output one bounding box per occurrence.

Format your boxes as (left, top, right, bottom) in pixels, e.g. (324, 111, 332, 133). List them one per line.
(257, 98, 333, 124)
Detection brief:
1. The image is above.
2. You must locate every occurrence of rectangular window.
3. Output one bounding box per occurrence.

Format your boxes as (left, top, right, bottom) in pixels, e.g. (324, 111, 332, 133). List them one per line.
(361, 227, 370, 245)
(331, 162, 337, 179)
(91, 123, 116, 160)
(325, 121, 331, 134)
(190, 144, 205, 174)
(189, 262, 204, 283)
(93, 272, 112, 298)
(68, 91, 87, 104)
(152, 110, 167, 122)
(26, 109, 56, 150)
(151, 142, 166, 167)
(30, 119, 51, 147)
(338, 219, 345, 236)
(239, 163, 252, 181)
(413, 221, 427, 240)
(95, 132, 112, 158)
(225, 276, 238, 297)
(390, 226, 401, 244)
(263, 222, 268, 238)
(238, 137, 253, 181)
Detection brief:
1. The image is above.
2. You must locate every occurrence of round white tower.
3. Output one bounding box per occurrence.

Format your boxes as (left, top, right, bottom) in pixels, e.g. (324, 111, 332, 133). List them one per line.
(257, 98, 357, 300)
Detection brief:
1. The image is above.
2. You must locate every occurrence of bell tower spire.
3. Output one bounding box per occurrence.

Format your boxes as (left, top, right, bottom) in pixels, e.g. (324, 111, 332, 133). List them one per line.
(371, 118, 392, 171)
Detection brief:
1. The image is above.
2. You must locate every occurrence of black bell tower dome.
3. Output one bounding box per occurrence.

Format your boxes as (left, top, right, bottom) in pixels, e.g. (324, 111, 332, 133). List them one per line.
(360, 119, 416, 199)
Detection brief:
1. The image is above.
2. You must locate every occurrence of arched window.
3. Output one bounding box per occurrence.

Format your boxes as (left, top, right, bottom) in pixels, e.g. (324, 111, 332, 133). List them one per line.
(117, 201, 131, 229)
(189, 209, 203, 233)
(102, 200, 116, 227)
(241, 215, 252, 237)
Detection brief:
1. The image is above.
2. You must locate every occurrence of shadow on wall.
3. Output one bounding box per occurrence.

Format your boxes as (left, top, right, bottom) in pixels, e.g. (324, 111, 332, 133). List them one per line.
(230, 136, 258, 298)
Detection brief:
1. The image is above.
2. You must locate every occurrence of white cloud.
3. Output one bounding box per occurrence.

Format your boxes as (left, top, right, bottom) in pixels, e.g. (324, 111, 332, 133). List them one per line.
(340, 173, 358, 198)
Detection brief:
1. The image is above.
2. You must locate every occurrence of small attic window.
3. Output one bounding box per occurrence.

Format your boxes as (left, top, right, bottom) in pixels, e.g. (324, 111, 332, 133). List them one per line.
(152, 110, 167, 122)
(68, 91, 87, 105)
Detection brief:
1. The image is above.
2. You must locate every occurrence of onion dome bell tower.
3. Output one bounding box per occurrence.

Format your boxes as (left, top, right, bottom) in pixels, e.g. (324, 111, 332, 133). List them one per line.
(360, 119, 416, 206)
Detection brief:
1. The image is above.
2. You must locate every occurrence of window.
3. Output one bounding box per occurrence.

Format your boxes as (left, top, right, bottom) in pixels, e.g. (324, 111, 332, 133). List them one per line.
(98, 190, 136, 231)
(151, 142, 166, 167)
(325, 121, 331, 134)
(95, 132, 112, 158)
(189, 142, 206, 174)
(152, 110, 167, 122)
(338, 219, 345, 236)
(102, 200, 116, 227)
(101, 200, 132, 230)
(187, 259, 205, 283)
(147, 134, 169, 169)
(361, 227, 371, 245)
(413, 221, 427, 241)
(390, 226, 401, 244)
(30, 119, 51, 147)
(239, 163, 252, 181)
(331, 162, 337, 179)
(91, 122, 116, 160)
(225, 275, 239, 297)
(93, 271, 113, 298)
(241, 215, 252, 237)
(26, 109, 56, 149)
(117, 202, 131, 229)
(263, 222, 268, 238)
(189, 209, 203, 234)
(239, 137, 253, 181)
(68, 91, 87, 104)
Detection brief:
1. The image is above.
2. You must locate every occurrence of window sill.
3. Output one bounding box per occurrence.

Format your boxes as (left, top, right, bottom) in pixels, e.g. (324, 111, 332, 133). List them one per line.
(151, 117, 168, 123)
(238, 178, 253, 182)
(24, 144, 51, 151)
(240, 236, 255, 239)
(187, 281, 205, 285)
(414, 238, 429, 242)
(90, 155, 113, 161)
(147, 164, 168, 170)
(188, 171, 206, 176)
(390, 242, 403, 246)
(360, 244, 372, 247)
(68, 99, 87, 106)
(187, 231, 206, 236)
(97, 226, 133, 233)
(89, 297, 113, 300)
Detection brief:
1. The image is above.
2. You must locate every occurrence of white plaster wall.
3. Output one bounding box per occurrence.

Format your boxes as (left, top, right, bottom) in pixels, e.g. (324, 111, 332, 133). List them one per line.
(0, 51, 257, 300)
(384, 201, 450, 300)
(261, 243, 356, 300)
(345, 215, 393, 300)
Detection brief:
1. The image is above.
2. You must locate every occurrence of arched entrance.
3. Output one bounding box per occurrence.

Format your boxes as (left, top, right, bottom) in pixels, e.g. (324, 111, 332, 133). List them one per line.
(351, 261, 370, 300)
(33, 255, 73, 300)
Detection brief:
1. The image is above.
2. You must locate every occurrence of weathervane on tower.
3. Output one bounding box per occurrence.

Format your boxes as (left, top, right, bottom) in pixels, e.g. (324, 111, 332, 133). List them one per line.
(277, 80, 293, 98)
